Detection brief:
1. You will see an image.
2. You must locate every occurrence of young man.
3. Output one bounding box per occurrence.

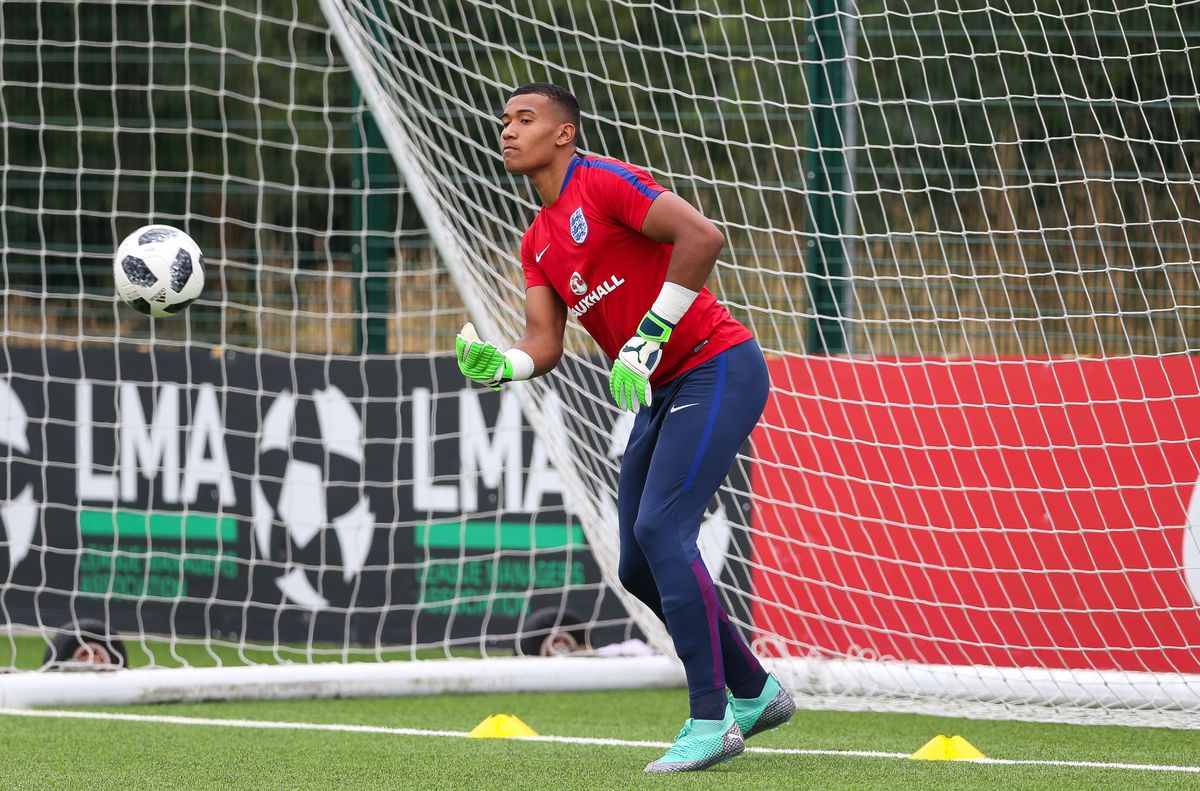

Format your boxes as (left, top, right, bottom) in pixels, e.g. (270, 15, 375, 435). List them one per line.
(455, 83, 795, 772)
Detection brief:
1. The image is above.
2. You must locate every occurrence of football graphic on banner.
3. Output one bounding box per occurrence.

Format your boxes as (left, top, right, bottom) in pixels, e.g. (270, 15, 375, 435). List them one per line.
(252, 386, 377, 608)
(0, 377, 38, 574)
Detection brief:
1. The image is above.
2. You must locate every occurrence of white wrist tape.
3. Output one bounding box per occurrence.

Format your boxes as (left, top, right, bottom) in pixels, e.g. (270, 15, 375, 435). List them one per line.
(503, 348, 535, 381)
(649, 281, 700, 326)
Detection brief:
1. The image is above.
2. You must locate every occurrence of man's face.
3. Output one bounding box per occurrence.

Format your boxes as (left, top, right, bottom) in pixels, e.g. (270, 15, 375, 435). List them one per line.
(499, 93, 572, 174)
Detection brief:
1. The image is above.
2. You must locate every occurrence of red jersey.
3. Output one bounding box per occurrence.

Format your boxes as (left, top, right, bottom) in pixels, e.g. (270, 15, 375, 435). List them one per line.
(520, 154, 752, 387)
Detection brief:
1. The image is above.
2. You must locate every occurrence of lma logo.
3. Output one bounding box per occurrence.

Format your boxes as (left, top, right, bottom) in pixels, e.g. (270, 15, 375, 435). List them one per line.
(251, 386, 377, 608)
(0, 377, 38, 574)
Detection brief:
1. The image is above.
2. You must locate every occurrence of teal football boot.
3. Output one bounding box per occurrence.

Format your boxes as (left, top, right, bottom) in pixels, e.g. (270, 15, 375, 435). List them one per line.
(643, 705, 744, 773)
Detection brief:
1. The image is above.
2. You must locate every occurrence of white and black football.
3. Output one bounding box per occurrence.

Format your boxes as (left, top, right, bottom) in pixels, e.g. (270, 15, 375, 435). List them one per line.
(113, 224, 204, 317)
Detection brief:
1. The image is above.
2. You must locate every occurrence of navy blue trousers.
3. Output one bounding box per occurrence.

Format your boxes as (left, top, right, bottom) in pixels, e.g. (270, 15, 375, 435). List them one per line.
(617, 339, 769, 715)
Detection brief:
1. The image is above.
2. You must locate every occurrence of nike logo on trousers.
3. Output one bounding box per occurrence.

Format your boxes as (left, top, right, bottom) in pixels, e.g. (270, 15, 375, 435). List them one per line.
(670, 402, 699, 413)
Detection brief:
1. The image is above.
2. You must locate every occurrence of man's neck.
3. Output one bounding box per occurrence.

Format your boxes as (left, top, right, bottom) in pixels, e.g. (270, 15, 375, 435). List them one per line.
(529, 152, 578, 206)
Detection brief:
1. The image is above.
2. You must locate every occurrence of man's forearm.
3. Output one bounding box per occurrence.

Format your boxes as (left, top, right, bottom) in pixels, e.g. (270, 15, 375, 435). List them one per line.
(662, 226, 724, 292)
(513, 335, 562, 377)
(647, 227, 723, 332)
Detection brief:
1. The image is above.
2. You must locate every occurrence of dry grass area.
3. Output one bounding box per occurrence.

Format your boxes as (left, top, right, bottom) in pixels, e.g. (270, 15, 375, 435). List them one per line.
(8, 166, 1200, 361)
(3, 250, 469, 357)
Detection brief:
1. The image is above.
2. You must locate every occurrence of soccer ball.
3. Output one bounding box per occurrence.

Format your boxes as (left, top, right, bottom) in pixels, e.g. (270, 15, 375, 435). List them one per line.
(113, 224, 204, 317)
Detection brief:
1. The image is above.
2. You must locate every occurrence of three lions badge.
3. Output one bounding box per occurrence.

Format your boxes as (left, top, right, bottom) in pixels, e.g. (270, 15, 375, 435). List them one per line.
(569, 207, 588, 244)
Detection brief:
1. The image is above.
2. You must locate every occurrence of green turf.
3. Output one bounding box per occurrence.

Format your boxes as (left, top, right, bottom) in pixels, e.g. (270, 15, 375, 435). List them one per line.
(0, 690, 1196, 790)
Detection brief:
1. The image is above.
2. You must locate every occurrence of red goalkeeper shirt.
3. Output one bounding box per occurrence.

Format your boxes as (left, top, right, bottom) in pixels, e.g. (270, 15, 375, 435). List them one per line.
(520, 154, 752, 387)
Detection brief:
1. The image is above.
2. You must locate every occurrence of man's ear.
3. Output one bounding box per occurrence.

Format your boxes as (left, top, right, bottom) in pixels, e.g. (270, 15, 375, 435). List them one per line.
(556, 122, 576, 148)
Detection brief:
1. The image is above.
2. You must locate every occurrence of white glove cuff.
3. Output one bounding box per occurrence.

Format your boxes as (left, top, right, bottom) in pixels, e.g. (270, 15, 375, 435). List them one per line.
(649, 282, 700, 326)
(503, 348, 535, 381)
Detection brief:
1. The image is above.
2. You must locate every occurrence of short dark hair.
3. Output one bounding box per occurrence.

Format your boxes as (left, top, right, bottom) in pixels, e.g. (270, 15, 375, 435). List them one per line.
(509, 82, 581, 131)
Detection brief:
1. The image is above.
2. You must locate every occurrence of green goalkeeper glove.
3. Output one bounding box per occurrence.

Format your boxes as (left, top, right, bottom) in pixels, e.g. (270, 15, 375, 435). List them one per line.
(609, 311, 673, 413)
(455, 322, 512, 391)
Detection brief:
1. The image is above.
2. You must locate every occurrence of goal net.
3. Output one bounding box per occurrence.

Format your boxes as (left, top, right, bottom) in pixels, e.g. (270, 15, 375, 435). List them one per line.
(319, 0, 1200, 727)
(0, 0, 637, 693)
(2, 0, 1199, 727)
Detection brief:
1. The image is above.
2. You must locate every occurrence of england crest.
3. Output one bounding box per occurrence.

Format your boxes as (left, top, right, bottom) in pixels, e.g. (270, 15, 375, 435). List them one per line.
(569, 207, 588, 244)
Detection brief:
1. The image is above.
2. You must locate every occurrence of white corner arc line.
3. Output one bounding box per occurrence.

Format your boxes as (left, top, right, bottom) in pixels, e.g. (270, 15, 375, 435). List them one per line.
(1, 708, 1198, 775)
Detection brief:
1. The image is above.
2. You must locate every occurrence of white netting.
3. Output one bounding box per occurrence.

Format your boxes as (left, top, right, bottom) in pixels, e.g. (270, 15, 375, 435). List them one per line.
(321, 0, 1200, 726)
(3, 0, 1199, 725)
(1, 0, 632, 675)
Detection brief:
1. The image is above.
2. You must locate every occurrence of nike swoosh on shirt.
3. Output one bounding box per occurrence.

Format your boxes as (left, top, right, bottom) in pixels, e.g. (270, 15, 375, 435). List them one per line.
(670, 402, 699, 413)
(535, 243, 551, 262)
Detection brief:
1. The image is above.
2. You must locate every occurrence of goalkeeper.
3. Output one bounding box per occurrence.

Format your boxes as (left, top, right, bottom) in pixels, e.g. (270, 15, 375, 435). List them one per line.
(456, 83, 794, 773)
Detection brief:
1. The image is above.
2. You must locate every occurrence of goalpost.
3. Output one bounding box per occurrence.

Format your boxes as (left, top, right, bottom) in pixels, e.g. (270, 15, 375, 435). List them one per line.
(2, 0, 1199, 728)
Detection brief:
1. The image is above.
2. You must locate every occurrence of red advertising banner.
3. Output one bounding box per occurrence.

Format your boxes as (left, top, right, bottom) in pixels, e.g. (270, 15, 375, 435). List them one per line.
(751, 356, 1200, 673)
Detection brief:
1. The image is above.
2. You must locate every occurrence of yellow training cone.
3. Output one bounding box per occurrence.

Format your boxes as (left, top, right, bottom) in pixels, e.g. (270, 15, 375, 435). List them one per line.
(911, 734, 986, 761)
(467, 714, 539, 739)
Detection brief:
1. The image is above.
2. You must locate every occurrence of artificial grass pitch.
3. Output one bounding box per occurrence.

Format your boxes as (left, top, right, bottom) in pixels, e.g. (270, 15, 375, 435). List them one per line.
(1, 689, 1197, 790)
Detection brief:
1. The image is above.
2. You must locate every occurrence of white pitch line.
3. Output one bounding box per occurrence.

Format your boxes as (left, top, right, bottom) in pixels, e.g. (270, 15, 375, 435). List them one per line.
(2, 708, 1198, 775)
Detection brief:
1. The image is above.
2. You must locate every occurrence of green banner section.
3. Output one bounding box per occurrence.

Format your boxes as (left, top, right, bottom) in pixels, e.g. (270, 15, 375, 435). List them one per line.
(414, 521, 582, 551)
(79, 510, 238, 542)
